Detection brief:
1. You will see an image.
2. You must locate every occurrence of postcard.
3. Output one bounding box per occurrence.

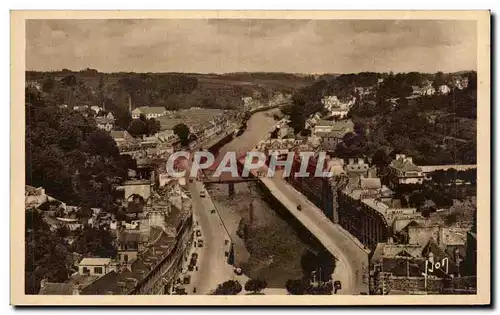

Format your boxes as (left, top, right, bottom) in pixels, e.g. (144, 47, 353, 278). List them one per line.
(11, 10, 490, 306)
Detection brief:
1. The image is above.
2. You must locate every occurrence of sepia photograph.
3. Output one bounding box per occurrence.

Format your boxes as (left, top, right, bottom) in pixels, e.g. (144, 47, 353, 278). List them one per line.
(11, 10, 490, 305)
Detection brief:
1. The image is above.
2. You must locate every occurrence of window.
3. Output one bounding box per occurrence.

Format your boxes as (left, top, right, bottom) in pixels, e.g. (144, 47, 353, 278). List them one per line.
(124, 254, 129, 263)
(94, 267, 103, 274)
(82, 267, 90, 274)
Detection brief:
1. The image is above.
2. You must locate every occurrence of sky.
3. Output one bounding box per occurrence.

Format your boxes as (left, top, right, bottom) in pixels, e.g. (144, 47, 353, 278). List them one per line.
(26, 19, 477, 74)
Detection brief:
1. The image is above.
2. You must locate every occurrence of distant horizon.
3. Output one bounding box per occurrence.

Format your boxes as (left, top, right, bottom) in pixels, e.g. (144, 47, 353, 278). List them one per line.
(25, 68, 477, 76)
(26, 19, 477, 74)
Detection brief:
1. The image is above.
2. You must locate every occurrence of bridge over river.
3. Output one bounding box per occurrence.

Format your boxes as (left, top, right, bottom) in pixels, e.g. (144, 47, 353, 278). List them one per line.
(199, 109, 370, 294)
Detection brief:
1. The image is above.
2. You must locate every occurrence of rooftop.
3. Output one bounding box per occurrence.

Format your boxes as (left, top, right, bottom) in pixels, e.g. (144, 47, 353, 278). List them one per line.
(132, 106, 167, 115)
(79, 258, 112, 266)
(110, 130, 131, 139)
(316, 119, 354, 130)
(390, 155, 422, 173)
(95, 117, 115, 125)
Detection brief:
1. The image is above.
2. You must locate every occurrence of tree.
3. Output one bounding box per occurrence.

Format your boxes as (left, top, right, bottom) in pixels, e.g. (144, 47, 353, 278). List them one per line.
(25, 208, 73, 294)
(244, 279, 268, 294)
(146, 118, 161, 135)
(76, 206, 93, 220)
(41, 76, 56, 93)
(371, 148, 390, 170)
(213, 280, 243, 295)
(173, 123, 191, 146)
(71, 225, 117, 258)
(433, 71, 446, 89)
(127, 119, 148, 137)
(285, 279, 309, 295)
(26, 92, 127, 208)
(445, 213, 458, 226)
(60, 74, 77, 87)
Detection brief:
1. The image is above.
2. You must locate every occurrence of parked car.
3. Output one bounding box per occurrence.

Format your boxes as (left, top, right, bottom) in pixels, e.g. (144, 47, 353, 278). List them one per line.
(198, 240, 204, 247)
(200, 191, 206, 198)
(211, 209, 216, 214)
(191, 253, 199, 259)
(196, 230, 202, 237)
(189, 178, 194, 183)
(297, 205, 302, 211)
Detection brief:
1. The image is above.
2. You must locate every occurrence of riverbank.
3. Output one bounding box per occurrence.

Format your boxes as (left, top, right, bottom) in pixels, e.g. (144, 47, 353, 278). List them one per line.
(207, 182, 313, 288)
(204, 109, 314, 289)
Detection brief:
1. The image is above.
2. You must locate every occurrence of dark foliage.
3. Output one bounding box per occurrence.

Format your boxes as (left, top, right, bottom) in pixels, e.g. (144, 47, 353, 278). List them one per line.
(244, 279, 268, 293)
(71, 225, 117, 258)
(25, 90, 127, 209)
(25, 209, 73, 294)
(213, 280, 243, 295)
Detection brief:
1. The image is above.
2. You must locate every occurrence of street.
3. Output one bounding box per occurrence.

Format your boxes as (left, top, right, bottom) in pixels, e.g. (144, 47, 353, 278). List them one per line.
(186, 180, 234, 294)
(260, 170, 369, 295)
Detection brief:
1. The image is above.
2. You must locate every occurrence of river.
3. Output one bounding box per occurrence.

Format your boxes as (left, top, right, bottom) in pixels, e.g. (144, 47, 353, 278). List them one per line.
(205, 110, 315, 288)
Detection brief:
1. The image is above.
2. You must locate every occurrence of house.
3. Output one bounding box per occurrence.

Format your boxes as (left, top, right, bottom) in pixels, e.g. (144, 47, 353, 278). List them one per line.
(25, 185, 49, 208)
(411, 86, 422, 96)
(387, 154, 424, 188)
(116, 229, 143, 265)
(439, 85, 451, 95)
(25, 185, 66, 210)
(131, 107, 167, 119)
(422, 86, 436, 96)
(73, 105, 89, 111)
(95, 116, 115, 132)
(78, 258, 114, 276)
(344, 158, 371, 178)
(90, 105, 103, 115)
(110, 130, 134, 145)
(27, 80, 42, 91)
(317, 131, 346, 151)
(313, 119, 355, 135)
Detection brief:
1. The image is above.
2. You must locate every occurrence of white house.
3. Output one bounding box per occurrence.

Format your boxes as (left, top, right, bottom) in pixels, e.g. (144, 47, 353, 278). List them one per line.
(388, 154, 424, 188)
(131, 107, 167, 119)
(439, 85, 452, 95)
(422, 86, 436, 96)
(78, 258, 113, 276)
(313, 119, 354, 135)
(90, 106, 103, 115)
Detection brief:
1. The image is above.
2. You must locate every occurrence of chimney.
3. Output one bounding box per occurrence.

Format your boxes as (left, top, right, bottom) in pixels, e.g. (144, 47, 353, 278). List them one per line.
(359, 158, 365, 165)
(349, 158, 354, 165)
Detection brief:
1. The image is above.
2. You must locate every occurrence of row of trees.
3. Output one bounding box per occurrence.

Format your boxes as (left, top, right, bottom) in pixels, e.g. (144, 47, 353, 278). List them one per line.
(212, 279, 268, 295)
(211, 278, 335, 295)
